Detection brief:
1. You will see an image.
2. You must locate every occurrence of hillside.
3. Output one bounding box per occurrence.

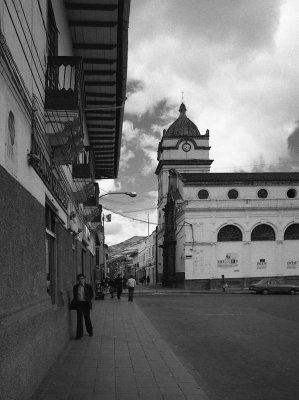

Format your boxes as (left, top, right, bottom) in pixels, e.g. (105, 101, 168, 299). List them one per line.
(107, 236, 147, 259)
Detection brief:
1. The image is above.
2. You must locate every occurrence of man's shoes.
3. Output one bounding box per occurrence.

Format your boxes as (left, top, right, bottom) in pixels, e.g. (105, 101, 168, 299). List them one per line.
(75, 336, 82, 340)
(89, 332, 93, 337)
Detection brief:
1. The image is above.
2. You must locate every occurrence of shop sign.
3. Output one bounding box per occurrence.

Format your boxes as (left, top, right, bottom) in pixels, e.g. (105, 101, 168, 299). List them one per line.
(218, 253, 238, 268)
(286, 261, 298, 269)
(257, 259, 267, 269)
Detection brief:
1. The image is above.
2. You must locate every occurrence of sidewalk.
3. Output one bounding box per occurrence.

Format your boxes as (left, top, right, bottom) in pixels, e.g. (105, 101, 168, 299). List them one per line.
(135, 284, 251, 295)
(30, 293, 208, 400)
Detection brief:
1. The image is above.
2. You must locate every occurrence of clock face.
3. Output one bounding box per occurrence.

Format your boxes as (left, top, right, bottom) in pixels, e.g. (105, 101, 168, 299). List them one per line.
(182, 142, 191, 152)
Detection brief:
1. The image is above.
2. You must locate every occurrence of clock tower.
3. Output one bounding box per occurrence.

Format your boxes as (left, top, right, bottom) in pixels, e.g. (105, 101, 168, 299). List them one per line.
(155, 103, 213, 281)
(155, 103, 212, 212)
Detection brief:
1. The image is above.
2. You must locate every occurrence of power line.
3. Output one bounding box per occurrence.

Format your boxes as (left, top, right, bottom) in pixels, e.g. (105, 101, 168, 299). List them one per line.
(4, 0, 44, 101)
(103, 205, 157, 225)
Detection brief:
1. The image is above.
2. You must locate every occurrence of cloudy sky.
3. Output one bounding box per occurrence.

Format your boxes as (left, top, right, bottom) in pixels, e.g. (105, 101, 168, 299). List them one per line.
(99, 0, 299, 246)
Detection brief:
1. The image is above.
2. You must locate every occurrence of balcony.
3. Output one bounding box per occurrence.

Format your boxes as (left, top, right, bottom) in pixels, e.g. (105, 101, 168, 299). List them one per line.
(72, 182, 95, 203)
(44, 56, 85, 165)
(83, 206, 101, 224)
(72, 147, 95, 182)
(83, 183, 99, 207)
(45, 56, 85, 112)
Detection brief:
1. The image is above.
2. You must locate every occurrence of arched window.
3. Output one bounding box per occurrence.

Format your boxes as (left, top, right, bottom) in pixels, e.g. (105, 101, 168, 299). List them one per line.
(251, 224, 275, 241)
(284, 224, 299, 240)
(217, 225, 243, 242)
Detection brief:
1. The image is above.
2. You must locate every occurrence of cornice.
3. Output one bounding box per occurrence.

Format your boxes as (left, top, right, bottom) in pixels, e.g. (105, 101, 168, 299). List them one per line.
(155, 159, 214, 175)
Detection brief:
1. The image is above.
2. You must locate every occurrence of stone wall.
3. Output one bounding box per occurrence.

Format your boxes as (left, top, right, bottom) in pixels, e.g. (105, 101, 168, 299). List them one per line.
(0, 166, 75, 400)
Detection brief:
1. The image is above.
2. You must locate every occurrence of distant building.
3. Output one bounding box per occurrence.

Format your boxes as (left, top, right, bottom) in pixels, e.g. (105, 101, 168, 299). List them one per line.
(133, 230, 157, 284)
(156, 104, 299, 288)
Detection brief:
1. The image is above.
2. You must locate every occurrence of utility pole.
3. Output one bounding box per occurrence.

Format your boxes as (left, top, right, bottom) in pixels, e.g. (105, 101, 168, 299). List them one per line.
(102, 213, 106, 277)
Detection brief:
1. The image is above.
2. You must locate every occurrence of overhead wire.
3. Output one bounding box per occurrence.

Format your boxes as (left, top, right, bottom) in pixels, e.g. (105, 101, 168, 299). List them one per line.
(37, 0, 51, 49)
(0, 30, 32, 117)
(102, 204, 192, 229)
(17, 0, 45, 74)
(4, 0, 94, 225)
(11, 0, 46, 88)
(4, 0, 44, 102)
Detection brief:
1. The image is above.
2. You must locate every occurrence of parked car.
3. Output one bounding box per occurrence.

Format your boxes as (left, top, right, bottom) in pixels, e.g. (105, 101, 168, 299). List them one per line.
(249, 278, 299, 295)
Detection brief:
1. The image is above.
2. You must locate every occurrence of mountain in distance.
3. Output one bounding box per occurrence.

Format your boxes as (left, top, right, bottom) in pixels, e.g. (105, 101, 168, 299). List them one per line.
(107, 236, 147, 260)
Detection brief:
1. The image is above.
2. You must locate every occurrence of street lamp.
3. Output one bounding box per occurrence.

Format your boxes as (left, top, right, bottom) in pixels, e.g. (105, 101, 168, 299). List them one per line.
(99, 191, 137, 199)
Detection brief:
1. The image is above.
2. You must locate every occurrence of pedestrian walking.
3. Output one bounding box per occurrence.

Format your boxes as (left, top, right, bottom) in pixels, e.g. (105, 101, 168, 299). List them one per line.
(114, 274, 123, 299)
(220, 274, 227, 292)
(108, 278, 115, 298)
(126, 274, 136, 302)
(73, 273, 94, 339)
(146, 276, 150, 285)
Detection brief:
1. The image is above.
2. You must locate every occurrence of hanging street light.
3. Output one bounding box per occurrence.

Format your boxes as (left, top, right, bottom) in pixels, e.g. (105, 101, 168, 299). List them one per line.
(99, 191, 137, 199)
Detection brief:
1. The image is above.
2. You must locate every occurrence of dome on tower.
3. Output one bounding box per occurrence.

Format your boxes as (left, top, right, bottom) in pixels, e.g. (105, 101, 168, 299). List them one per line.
(163, 103, 200, 137)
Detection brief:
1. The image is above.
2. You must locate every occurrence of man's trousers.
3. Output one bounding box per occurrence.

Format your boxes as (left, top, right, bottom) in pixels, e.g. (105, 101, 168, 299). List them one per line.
(76, 301, 93, 337)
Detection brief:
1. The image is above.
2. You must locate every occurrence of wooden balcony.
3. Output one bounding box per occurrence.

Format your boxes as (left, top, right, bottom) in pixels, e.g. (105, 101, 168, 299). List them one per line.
(45, 56, 85, 112)
(83, 183, 99, 207)
(72, 146, 95, 181)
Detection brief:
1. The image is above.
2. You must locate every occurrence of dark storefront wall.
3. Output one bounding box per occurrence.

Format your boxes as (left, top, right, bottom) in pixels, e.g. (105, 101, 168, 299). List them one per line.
(0, 166, 78, 400)
(75, 240, 95, 286)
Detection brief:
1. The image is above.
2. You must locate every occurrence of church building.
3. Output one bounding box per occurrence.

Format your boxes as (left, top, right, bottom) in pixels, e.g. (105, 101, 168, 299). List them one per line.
(155, 104, 299, 289)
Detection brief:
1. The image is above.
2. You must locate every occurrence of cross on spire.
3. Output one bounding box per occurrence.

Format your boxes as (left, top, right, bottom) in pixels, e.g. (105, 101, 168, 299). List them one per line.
(181, 90, 184, 102)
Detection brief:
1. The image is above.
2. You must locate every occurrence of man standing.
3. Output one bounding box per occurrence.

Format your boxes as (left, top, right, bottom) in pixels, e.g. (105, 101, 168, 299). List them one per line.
(114, 274, 123, 299)
(73, 273, 94, 339)
(126, 274, 136, 302)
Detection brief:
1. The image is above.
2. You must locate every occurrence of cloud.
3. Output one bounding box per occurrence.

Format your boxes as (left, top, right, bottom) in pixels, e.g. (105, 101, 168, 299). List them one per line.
(97, 179, 122, 196)
(103, 0, 299, 246)
(126, 79, 145, 96)
(121, 100, 169, 176)
(141, 148, 157, 176)
(122, 120, 141, 143)
(119, 145, 135, 170)
(288, 121, 299, 159)
(131, 0, 282, 51)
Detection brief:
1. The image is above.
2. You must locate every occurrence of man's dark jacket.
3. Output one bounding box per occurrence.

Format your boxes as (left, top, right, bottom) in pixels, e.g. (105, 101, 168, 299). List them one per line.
(114, 276, 123, 289)
(73, 283, 94, 309)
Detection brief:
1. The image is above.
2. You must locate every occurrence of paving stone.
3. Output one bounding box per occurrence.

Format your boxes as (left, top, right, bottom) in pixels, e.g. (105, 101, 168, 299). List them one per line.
(30, 298, 208, 400)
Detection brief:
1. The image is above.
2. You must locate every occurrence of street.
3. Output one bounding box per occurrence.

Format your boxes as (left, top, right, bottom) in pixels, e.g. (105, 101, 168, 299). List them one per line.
(135, 293, 299, 400)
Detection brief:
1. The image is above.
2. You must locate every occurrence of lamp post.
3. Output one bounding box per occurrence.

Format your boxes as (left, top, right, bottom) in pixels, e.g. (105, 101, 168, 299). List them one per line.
(99, 191, 137, 200)
(99, 191, 137, 277)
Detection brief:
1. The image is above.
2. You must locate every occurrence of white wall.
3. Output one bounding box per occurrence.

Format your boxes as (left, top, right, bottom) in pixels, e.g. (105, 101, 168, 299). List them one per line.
(180, 183, 299, 281)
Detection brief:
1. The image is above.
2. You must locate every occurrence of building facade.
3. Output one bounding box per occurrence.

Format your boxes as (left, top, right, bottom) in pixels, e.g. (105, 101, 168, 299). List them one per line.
(156, 104, 299, 288)
(0, 1, 130, 399)
(133, 230, 157, 284)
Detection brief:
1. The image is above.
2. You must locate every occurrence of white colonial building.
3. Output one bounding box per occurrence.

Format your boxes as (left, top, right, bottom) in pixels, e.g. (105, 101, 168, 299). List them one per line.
(156, 104, 299, 289)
